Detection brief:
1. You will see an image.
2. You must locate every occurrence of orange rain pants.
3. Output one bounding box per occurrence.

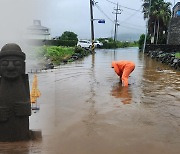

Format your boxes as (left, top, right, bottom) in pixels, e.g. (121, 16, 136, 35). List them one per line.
(112, 61, 135, 86)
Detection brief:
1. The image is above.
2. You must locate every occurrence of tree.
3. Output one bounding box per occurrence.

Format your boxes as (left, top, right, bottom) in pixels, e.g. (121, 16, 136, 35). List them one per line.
(142, 0, 171, 44)
(138, 34, 151, 49)
(59, 31, 78, 42)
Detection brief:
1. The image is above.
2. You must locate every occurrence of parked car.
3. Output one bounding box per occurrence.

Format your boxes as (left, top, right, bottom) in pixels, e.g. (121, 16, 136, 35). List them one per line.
(94, 40, 103, 48)
(77, 40, 92, 48)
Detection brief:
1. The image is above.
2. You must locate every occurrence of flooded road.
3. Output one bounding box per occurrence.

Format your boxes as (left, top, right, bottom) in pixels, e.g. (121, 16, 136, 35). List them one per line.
(0, 47, 180, 154)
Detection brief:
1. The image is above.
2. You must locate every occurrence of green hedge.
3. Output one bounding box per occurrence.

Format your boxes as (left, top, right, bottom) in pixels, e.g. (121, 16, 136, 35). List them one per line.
(102, 42, 117, 48)
(100, 41, 137, 49)
(28, 39, 77, 47)
(46, 40, 77, 47)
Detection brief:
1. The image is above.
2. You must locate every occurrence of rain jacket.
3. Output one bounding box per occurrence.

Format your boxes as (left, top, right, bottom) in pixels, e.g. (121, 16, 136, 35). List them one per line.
(112, 61, 135, 86)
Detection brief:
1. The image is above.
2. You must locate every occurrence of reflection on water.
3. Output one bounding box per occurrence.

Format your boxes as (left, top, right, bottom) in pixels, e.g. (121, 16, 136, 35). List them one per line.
(140, 54, 180, 120)
(83, 53, 97, 136)
(111, 82, 132, 104)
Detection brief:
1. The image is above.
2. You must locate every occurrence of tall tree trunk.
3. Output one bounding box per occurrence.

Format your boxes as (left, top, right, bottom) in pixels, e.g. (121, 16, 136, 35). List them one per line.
(156, 19, 160, 44)
(153, 20, 156, 44)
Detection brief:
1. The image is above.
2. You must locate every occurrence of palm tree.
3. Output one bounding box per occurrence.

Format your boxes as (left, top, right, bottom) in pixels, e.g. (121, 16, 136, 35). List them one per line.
(142, 0, 171, 44)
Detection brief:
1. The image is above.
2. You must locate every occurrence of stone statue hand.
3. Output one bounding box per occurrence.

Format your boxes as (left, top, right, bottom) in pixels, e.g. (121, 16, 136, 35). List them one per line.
(14, 102, 31, 116)
(0, 107, 10, 122)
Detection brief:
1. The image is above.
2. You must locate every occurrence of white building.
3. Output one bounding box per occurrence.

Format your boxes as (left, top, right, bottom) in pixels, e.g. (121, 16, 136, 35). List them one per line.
(27, 20, 51, 40)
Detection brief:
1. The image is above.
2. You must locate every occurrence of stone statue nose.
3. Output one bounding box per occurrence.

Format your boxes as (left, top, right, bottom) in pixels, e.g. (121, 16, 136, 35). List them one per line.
(7, 61, 15, 70)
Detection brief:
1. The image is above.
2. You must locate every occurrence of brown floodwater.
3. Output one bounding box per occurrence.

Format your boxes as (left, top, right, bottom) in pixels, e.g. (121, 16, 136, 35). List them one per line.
(0, 47, 180, 154)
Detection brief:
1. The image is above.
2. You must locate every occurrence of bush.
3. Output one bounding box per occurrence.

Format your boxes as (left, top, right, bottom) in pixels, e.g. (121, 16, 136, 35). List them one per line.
(59, 31, 78, 42)
(74, 46, 85, 54)
(74, 46, 90, 56)
(58, 31, 78, 46)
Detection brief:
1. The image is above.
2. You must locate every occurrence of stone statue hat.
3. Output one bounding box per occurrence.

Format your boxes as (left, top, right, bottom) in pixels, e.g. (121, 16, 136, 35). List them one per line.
(0, 43, 25, 60)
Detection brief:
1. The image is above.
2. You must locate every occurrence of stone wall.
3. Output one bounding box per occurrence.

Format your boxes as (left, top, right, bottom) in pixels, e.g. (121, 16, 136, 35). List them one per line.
(167, 18, 180, 45)
(145, 44, 180, 53)
(144, 50, 180, 71)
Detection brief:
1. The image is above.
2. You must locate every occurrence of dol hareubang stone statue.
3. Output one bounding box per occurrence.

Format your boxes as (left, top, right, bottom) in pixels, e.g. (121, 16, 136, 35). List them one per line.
(0, 43, 31, 141)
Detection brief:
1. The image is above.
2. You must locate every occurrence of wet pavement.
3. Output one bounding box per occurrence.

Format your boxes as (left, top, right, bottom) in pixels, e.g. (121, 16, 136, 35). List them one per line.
(0, 47, 180, 154)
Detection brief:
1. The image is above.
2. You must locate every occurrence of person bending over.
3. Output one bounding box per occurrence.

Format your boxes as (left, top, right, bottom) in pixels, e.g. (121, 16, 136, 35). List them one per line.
(111, 60, 135, 86)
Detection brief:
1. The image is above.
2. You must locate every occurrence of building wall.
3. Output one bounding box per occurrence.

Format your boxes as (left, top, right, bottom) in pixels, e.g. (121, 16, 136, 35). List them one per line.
(26, 20, 51, 40)
(167, 18, 180, 45)
(26, 34, 51, 40)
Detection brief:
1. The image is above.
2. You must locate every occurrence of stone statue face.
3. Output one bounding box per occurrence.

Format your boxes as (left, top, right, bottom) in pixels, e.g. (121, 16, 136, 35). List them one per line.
(0, 56, 24, 79)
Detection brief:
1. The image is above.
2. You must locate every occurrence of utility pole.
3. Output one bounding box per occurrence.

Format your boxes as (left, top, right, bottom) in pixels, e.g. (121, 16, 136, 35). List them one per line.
(90, 0, 95, 54)
(112, 3, 121, 42)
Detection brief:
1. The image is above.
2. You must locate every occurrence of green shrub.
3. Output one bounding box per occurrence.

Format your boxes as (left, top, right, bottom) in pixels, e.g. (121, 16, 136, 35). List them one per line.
(74, 46, 85, 54)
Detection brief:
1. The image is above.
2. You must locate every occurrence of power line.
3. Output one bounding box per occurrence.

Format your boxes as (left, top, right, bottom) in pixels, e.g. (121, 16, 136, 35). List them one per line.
(120, 24, 145, 31)
(95, 4, 145, 29)
(96, 1, 144, 24)
(95, 4, 114, 23)
(93, 1, 145, 35)
(121, 22, 145, 29)
(104, 0, 116, 5)
(104, 0, 142, 12)
(120, 7, 143, 24)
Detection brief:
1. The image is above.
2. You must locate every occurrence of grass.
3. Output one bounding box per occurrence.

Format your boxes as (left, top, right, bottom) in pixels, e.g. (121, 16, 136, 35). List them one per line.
(175, 52, 180, 58)
(34, 45, 90, 65)
(36, 46, 75, 65)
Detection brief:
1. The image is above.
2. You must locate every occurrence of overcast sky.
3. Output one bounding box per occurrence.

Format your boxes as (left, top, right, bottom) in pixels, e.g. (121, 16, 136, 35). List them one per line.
(0, 0, 177, 43)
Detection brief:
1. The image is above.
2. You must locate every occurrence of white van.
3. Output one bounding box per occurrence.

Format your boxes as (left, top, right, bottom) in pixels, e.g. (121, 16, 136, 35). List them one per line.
(77, 40, 92, 48)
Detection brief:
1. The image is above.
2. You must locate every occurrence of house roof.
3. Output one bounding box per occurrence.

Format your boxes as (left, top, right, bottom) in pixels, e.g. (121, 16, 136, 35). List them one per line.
(173, 2, 180, 10)
(27, 20, 50, 35)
